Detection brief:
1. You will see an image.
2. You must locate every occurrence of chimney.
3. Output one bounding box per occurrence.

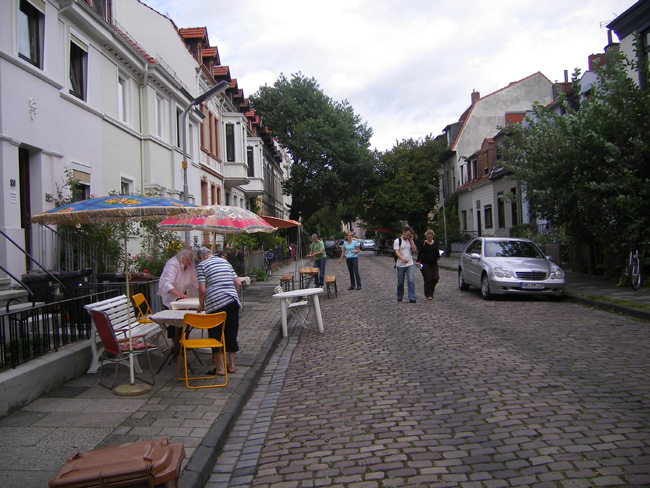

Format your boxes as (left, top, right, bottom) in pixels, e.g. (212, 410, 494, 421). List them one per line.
(588, 53, 606, 71)
(564, 70, 568, 83)
(471, 90, 480, 104)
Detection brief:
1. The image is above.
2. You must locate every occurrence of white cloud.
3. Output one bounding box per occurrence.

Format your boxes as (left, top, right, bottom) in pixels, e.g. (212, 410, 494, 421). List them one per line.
(142, 0, 637, 151)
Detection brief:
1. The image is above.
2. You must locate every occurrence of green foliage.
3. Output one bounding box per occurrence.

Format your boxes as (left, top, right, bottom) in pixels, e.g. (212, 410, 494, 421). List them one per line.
(503, 50, 650, 273)
(362, 136, 447, 237)
(250, 73, 377, 223)
(252, 267, 267, 282)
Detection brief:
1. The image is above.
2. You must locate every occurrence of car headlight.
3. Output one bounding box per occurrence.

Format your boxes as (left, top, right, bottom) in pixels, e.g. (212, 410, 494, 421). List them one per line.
(551, 268, 564, 280)
(493, 267, 514, 278)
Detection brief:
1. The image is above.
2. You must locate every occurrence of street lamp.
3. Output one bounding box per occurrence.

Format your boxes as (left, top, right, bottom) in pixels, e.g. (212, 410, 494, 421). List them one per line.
(428, 183, 448, 255)
(181, 80, 230, 244)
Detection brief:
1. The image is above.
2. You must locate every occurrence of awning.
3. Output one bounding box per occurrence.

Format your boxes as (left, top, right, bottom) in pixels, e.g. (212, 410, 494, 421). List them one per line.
(260, 215, 301, 228)
(367, 227, 399, 233)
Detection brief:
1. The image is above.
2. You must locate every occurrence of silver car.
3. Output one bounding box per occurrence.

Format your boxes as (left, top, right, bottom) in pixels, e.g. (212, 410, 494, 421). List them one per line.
(458, 237, 565, 300)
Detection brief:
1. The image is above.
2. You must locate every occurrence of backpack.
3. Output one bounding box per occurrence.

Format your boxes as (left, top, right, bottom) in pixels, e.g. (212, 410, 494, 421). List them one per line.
(393, 237, 402, 268)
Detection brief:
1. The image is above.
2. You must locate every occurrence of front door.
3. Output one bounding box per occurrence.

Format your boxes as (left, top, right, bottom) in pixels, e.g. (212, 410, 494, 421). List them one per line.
(19, 147, 31, 271)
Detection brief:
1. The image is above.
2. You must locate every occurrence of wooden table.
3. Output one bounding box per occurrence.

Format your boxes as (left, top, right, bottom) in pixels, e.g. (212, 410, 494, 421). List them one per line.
(272, 287, 324, 337)
(299, 267, 319, 289)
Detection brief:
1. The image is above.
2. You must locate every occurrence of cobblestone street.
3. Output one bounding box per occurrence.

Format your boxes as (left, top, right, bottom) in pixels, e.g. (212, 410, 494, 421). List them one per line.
(221, 254, 650, 488)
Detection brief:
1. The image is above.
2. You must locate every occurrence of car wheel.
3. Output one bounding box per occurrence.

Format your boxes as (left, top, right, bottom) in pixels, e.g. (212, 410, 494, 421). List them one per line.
(549, 292, 564, 302)
(480, 274, 492, 300)
(458, 270, 469, 291)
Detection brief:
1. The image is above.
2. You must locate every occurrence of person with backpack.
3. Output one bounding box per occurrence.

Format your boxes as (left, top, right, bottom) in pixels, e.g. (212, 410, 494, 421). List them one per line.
(394, 226, 417, 303)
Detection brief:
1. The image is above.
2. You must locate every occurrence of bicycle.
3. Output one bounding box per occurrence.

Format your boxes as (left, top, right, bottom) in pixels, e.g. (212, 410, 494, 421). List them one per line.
(263, 251, 274, 276)
(618, 249, 642, 290)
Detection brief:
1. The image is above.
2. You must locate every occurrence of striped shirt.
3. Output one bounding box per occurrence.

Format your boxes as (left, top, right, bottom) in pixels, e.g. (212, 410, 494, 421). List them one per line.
(196, 256, 240, 313)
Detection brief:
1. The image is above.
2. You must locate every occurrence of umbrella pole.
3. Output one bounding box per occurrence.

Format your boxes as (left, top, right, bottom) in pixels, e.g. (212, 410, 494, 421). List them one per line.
(114, 222, 150, 396)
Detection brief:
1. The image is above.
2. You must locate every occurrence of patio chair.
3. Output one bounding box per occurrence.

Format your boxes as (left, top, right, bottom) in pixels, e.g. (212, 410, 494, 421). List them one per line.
(131, 293, 170, 351)
(176, 312, 228, 389)
(90, 310, 158, 390)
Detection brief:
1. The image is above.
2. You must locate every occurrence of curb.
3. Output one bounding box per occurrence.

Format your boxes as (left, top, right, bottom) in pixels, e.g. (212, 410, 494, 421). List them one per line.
(564, 293, 650, 322)
(180, 314, 285, 488)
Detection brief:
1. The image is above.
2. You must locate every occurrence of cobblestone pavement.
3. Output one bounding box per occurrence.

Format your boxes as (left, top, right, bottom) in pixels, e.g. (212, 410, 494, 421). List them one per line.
(217, 254, 650, 488)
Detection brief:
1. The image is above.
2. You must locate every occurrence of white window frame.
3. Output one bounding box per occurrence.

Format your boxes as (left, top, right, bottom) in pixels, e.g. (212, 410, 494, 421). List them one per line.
(18, 0, 44, 69)
(69, 30, 88, 101)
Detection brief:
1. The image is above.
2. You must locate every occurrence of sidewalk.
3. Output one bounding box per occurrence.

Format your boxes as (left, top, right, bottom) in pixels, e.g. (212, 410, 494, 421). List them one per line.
(0, 257, 647, 488)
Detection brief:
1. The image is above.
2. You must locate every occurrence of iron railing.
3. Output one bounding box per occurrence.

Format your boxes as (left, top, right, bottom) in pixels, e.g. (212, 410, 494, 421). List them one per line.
(0, 280, 161, 371)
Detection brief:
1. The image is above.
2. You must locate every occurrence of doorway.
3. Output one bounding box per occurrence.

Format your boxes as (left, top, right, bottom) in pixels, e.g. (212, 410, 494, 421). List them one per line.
(19, 147, 32, 271)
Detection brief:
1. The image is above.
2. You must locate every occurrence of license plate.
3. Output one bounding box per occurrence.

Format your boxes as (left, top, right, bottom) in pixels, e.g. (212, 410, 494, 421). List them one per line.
(521, 282, 545, 289)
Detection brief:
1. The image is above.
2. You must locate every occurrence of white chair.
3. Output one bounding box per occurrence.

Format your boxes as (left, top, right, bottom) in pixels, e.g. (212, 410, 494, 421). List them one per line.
(274, 285, 309, 326)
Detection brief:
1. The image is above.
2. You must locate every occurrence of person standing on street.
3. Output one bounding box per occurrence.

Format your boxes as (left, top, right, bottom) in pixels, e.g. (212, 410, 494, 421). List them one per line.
(338, 231, 361, 290)
(196, 248, 242, 376)
(307, 234, 326, 287)
(416, 229, 440, 300)
(394, 227, 417, 303)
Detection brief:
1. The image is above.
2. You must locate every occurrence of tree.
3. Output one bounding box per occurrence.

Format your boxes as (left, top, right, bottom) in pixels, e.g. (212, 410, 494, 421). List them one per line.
(504, 51, 650, 273)
(250, 73, 376, 225)
(362, 136, 447, 237)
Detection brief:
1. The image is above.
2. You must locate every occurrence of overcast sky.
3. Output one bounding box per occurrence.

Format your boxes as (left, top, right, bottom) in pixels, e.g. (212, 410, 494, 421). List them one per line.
(142, 0, 637, 152)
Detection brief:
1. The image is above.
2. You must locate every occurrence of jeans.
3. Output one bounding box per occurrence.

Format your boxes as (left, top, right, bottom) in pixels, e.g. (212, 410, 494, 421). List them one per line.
(346, 257, 361, 287)
(396, 264, 415, 301)
(314, 258, 326, 287)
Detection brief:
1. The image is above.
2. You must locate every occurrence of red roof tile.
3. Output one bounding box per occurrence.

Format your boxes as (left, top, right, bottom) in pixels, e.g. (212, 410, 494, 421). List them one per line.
(179, 27, 207, 40)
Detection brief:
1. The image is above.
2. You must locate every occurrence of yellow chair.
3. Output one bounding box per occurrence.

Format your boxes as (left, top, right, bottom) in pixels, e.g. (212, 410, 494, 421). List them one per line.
(131, 293, 154, 323)
(131, 292, 170, 351)
(176, 312, 228, 389)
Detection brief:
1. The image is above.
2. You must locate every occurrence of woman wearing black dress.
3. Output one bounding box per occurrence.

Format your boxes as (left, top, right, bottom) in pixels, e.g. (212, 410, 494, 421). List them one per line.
(416, 229, 440, 300)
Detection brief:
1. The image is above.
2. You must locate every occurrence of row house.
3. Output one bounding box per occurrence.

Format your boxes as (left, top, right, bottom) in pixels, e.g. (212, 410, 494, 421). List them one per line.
(0, 0, 290, 283)
(608, 0, 650, 90)
(440, 73, 555, 244)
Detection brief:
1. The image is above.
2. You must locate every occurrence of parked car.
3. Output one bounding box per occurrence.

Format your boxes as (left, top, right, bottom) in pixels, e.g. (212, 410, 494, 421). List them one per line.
(457, 237, 565, 300)
(361, 239, 376, 251)
(324, 240, 339, 258)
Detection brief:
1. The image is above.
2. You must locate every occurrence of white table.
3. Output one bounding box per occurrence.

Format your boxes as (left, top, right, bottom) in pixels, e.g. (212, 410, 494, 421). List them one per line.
(170, 298, 199, 310)
(272, 287, 324, 337)
(150, 310, 205, 373)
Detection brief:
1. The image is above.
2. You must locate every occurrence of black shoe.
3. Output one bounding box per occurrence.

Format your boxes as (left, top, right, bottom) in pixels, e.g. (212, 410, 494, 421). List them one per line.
(397, 298, 403, 302)
(409, 299, 417, 303)
(356, 286, 362, 290)
(206, 368, 216, 376)
(348, 286, 355, 290)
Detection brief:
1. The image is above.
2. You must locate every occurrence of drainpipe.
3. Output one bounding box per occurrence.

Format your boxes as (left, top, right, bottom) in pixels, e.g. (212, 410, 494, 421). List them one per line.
(139, 63, 149, 193)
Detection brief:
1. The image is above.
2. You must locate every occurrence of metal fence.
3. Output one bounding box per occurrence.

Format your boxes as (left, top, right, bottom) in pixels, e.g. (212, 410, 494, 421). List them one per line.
(0, 280, 160, 371)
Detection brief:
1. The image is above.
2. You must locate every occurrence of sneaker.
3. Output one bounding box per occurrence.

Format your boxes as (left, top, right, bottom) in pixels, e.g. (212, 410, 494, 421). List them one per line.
(427, 296, 433, 300)
(409, 299, 417, 303)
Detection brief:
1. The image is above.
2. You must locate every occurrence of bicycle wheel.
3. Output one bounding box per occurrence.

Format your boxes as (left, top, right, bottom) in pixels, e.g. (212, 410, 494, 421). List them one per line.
(618, 264, 630, 287)
(631, 255, 642, 290)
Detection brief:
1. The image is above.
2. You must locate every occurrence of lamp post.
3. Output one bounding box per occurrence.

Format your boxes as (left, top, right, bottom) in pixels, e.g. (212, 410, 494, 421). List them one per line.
(428, 183, 447, 255)
(181, 80, 230, 244)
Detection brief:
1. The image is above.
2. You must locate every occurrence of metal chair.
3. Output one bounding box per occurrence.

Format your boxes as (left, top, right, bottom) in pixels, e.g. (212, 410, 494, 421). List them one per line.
(131, 292, 170, 351)
(90, 310, 157, 390)
(176, 312, 228, 389)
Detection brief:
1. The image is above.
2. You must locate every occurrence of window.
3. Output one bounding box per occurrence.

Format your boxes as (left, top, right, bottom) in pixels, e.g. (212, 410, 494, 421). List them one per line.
(83, 0, 107, 20)
(497, 192, 505, 229)
(18, 0, 44, 68)
(120, 179, 131, 195)
(510, 187, 518, 225)
(118, 76, 128, 123)
(484, 204, 493, 229)
(642, 29, 650, 90)
(155, 94, 165, 138)
(176, 108, 182, 148)
(461, 210, 467, 231)
(471, 159, 478, 180)
(69, 35, 88, 100)
(225, 124, 235, 162)
(247, 147, 254, 177)
(72, 169, 90, 202)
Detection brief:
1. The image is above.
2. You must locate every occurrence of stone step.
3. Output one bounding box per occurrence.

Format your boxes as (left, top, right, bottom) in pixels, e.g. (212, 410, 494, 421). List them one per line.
(0, 277, 11, 292)
(0, 289, 30, 308)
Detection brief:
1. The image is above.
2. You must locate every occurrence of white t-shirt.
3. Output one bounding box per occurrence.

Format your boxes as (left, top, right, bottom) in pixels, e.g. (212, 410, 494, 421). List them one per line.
(394, 237, 414, 267)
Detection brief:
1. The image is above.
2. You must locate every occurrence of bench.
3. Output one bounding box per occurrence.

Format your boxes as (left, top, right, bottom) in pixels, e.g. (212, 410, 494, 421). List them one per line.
(280, 273, 294, 291)
(84, 294, 165, 374)
(324, 275, 337, 298)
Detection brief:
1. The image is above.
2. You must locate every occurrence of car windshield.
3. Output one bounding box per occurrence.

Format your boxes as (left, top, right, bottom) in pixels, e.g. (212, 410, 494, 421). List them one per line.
(485, 241, 544, 259)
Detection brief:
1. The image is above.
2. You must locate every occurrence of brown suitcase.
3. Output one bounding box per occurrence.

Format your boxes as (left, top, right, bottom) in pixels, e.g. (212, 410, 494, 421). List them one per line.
(49, 438, 185, 488)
